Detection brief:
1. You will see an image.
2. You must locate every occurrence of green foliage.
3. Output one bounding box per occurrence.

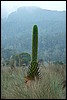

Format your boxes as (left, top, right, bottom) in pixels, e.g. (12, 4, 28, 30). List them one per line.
(11, 52, 31, 66)
(27, 61, 39, 79)
(32, 25, 38, 62)
(27, 25, 39, 79)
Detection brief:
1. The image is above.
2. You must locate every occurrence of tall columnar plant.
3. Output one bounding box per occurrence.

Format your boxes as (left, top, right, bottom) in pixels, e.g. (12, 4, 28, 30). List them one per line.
(26, 25, 39, 80)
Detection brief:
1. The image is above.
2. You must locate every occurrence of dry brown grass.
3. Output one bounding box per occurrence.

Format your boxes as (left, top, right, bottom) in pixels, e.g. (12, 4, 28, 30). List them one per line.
(1, 64, 66, 99)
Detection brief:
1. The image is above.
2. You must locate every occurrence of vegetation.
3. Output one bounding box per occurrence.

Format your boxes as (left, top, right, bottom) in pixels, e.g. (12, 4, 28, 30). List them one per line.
(1, 52, 31, 69)
(32, 25, 38, 62)
(27, 25, 39, 80)
(1, 6, 66, 99)
(11, 52, 31, 66)
(1, 64, 66, 99)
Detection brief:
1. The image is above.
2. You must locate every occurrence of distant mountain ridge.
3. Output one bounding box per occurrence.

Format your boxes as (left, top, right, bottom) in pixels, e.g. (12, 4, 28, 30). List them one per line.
(6, 6, 65, 22)
(1, 6, 66, 63)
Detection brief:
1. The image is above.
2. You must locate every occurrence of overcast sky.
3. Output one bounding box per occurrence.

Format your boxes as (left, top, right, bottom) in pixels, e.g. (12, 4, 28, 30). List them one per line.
(1, 1, 66, 18)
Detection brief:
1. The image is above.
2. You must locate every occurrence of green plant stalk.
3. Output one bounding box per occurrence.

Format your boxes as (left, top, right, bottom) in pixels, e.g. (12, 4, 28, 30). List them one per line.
(32, 25, 38, 62)
(27, 25, 39, 79)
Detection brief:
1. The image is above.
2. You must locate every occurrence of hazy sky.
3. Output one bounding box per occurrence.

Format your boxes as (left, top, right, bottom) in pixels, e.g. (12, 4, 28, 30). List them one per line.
(1, 1, 66, 18)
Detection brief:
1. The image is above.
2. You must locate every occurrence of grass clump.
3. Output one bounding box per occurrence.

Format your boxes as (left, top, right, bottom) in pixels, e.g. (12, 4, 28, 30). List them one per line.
(1, 64, 66, 99)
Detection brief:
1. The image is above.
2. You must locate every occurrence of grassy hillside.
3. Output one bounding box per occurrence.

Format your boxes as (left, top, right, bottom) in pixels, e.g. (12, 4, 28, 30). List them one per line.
(1, 64, 66, 99)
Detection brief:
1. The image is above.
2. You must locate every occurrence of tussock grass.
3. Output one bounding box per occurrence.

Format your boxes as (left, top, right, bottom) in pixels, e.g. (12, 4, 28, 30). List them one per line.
(1, 64, 66, 99)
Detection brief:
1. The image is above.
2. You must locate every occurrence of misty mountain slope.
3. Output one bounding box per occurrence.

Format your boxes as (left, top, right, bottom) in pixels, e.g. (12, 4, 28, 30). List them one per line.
(1, 6, 66, 63)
